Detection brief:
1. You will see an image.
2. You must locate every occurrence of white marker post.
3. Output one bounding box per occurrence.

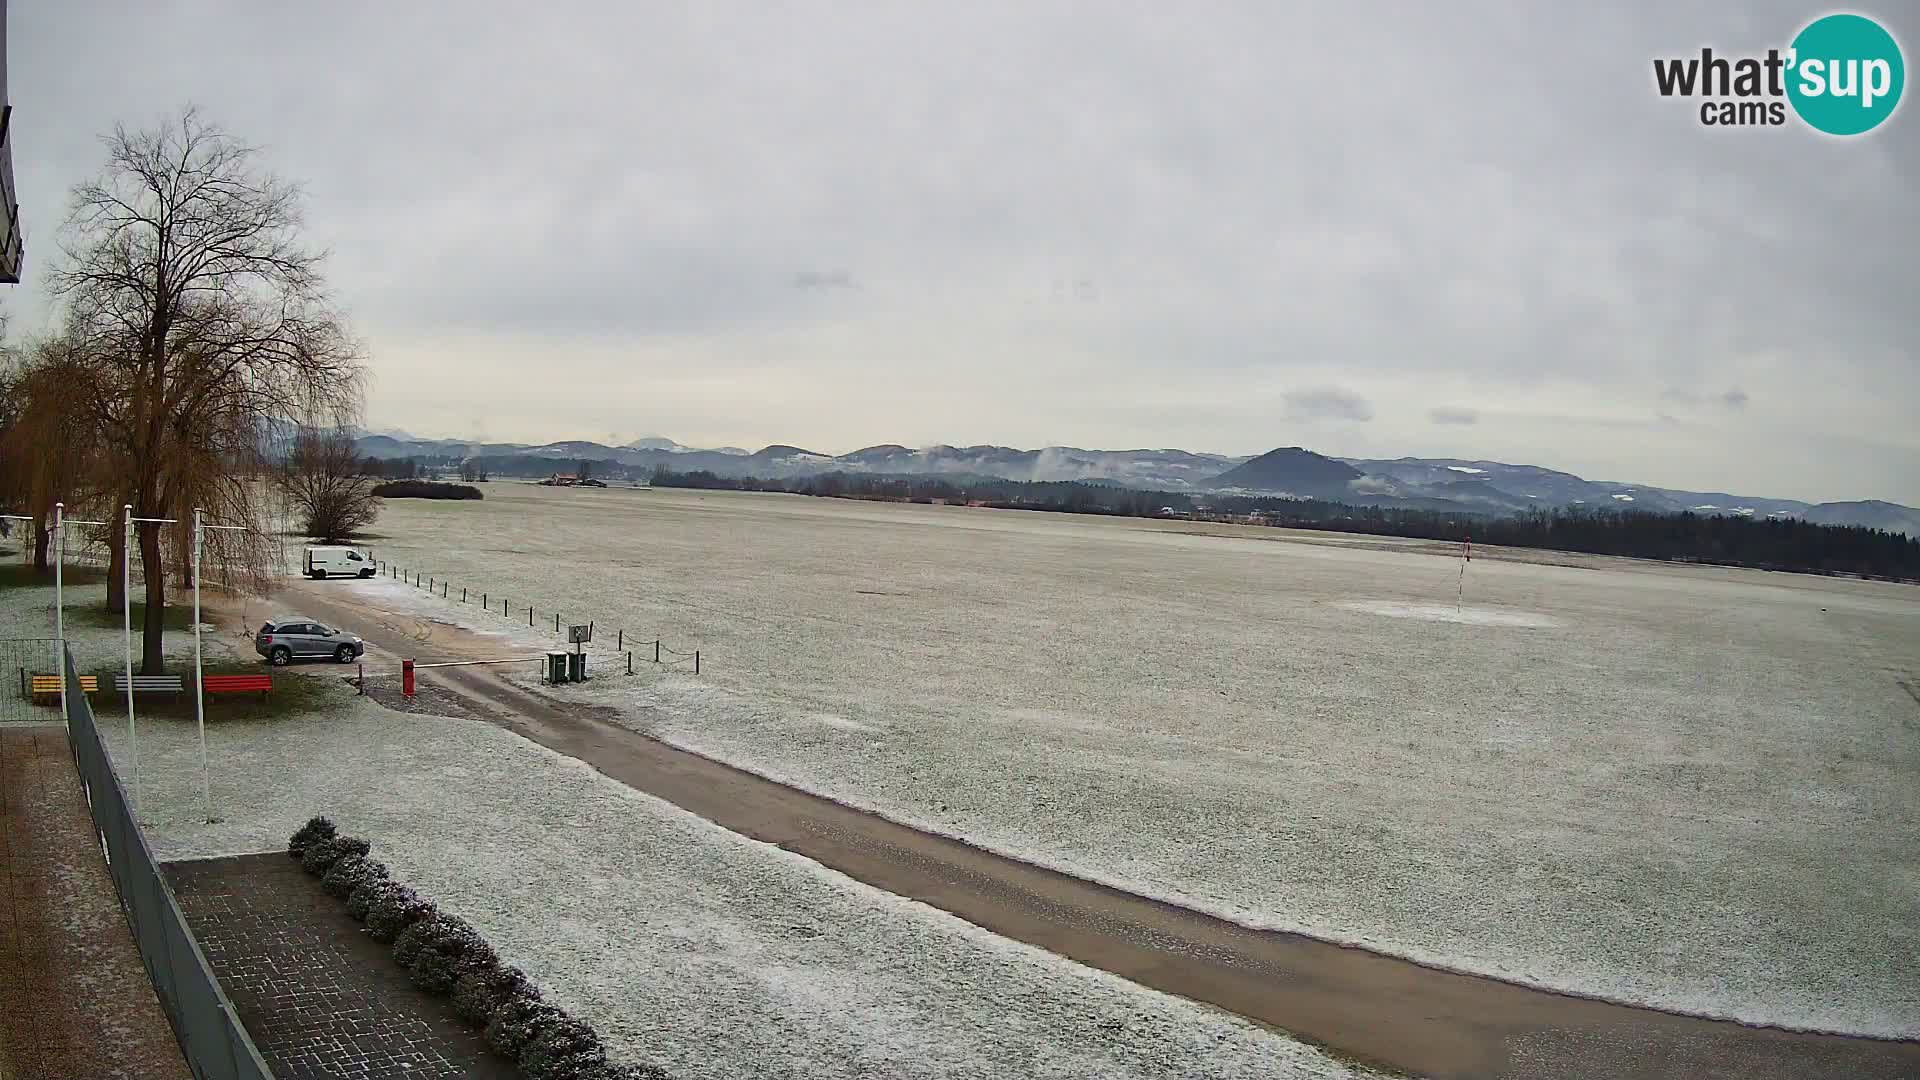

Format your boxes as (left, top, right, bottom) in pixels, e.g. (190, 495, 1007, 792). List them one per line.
(124, 506, 178, 813)
(52, 507, 112, 722)
(194, 508, 251, 824)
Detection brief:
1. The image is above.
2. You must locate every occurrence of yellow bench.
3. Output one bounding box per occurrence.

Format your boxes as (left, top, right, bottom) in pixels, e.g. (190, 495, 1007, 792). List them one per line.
(28, 674, 99, 703)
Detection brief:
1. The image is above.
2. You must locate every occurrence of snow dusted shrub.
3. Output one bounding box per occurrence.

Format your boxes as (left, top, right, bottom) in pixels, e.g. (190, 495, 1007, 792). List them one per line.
(396, 913, 496, 994)
(453, 965, 534, 1026)
(581, 1064, 671, 1080)
(287, 816, 336, 858)
(321, 854, 388, 899)
(526, 1050, 611, 1080)
(301, 834, 369, 876)
(365, 884, 435, 943)
(346, 878, 398, 922)
(518, 1011, 606, 1080)
(485, 992, 562, 1061)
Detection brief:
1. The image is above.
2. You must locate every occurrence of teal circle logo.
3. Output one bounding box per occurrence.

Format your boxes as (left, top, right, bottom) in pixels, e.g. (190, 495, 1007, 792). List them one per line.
(1786, 13, 1905, 135)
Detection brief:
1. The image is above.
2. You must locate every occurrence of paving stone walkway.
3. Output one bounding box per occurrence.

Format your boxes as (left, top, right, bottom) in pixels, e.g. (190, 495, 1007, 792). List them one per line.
(167, 853, 518, 1080)
(0, 723, 191, 1080)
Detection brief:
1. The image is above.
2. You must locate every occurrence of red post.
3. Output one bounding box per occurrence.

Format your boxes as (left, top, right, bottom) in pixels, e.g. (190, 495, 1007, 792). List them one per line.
(402, 658, 415, 698)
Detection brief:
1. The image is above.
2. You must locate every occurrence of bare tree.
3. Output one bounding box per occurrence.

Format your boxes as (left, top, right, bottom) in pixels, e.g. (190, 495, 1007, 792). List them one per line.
(51, 107, 364, 672)
(276, 428, 380, 541)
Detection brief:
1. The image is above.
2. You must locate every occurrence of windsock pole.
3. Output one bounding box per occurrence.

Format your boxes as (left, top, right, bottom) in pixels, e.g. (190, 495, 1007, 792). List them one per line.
(1457, 534, 1471, 613)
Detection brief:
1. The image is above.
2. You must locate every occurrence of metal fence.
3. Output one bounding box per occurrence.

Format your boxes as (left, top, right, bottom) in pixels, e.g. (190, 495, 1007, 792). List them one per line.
(0, 637, 63, 723)
(63, 647, 276, 1080)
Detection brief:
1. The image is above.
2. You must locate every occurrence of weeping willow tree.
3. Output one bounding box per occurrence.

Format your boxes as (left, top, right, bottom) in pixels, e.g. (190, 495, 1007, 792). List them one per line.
(0, 337, 114, 573)
(50, 107, 364, 672)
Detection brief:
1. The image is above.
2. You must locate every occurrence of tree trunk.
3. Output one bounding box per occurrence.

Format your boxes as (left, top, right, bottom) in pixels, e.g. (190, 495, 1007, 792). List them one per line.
(106, 514, 127, 610)
(138, 520, 168, 674)
(32, 521, 50, 574)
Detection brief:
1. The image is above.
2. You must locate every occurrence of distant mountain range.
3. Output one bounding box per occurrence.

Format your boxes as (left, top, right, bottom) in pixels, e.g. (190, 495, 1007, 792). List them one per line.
(351, 432, 1920, 536)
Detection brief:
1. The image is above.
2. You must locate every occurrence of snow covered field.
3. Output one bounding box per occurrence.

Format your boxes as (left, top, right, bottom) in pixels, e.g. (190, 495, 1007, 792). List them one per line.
(95, 683, 1372, 1080)
(351, 484, 1920, 1036)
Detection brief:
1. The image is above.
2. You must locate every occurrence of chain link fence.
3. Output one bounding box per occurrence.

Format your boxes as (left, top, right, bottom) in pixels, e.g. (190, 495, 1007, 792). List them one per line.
(0, 637, 63, 723)
(63, 647, 277, 1079)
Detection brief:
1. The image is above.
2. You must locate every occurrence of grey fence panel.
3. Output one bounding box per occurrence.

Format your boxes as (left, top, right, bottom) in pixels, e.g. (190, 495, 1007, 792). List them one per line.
(63, 648, 275, 1080)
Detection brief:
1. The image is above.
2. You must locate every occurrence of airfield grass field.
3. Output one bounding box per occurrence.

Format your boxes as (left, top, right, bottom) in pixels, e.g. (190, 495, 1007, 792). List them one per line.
(349, 483, 1920, 1036)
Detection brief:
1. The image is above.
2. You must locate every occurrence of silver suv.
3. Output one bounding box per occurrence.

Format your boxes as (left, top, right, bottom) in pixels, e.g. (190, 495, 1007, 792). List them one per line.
(255, 618, 366, 666)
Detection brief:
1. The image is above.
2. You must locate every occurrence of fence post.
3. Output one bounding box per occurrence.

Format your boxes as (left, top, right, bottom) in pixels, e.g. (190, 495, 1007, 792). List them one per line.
(695, 650, 700, 675)
(528, 606, 533, 626)
(617, 628, 623, 650)
(555, 612, 560, 633)
(655, 639, 661, 664)
(442, 582, 448, 598)
(462, 587, 467, 603)
(627, 651, 633, 676)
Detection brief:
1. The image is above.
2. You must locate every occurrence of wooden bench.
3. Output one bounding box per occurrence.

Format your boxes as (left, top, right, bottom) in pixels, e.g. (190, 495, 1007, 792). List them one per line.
(113, 674, 186, 695)
(202, 673, 272, 699)
(27, 674, 99, 703)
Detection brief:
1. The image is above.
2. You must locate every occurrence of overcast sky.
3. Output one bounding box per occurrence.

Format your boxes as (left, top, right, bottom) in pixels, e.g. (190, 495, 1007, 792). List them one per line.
(6, 2, 1915, 504)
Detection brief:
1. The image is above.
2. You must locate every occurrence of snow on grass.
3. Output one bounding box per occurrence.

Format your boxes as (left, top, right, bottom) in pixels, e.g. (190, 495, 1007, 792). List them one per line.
(102, 682, 1377, 1080)
(342, 485, 1920, 1036)
(1334, 600, 1562, 627)
(0, 573, 249, 675)
(327, 574, 578, 655)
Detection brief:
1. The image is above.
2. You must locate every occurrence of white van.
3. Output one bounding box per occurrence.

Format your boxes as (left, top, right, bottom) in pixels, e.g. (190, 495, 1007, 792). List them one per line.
(305, 546, 374, 579)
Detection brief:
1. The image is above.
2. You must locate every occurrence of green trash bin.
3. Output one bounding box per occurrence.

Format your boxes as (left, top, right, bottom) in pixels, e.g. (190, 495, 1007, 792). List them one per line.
(567, 650, 587, 683)
(546, 651, 569, 684)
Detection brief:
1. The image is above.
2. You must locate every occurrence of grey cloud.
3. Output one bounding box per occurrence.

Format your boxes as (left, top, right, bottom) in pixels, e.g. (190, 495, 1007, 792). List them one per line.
(1429, 407, 1479, 426)
(793, 270, 857, 290)
(1283, 386, 1374, 423)
(6, 1, 1915, 504)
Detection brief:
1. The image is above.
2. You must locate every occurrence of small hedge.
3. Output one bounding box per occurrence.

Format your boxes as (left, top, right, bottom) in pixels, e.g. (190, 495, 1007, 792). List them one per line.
(300, 834, 370, 876)
(366, 883, 436, 944)
(455, 965, 536, 1025)
(292, 816, 663, 1080)
(370, 480, 483, 500)
(322, 853, 389, 900)
(288, 816, 338, 857)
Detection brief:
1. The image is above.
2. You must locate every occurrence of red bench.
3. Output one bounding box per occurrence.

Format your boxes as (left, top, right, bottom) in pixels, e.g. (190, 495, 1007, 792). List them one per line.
(202, 674, 272, 698)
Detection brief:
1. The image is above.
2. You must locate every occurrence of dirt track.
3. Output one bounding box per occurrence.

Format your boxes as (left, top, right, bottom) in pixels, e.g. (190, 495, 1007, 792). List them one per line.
(270, 578, 1920, 1080)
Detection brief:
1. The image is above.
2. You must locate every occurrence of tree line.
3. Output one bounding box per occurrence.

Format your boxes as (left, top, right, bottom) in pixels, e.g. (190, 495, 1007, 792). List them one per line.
(0, 109, 370, 671)
(652, 468, 1920, 580)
